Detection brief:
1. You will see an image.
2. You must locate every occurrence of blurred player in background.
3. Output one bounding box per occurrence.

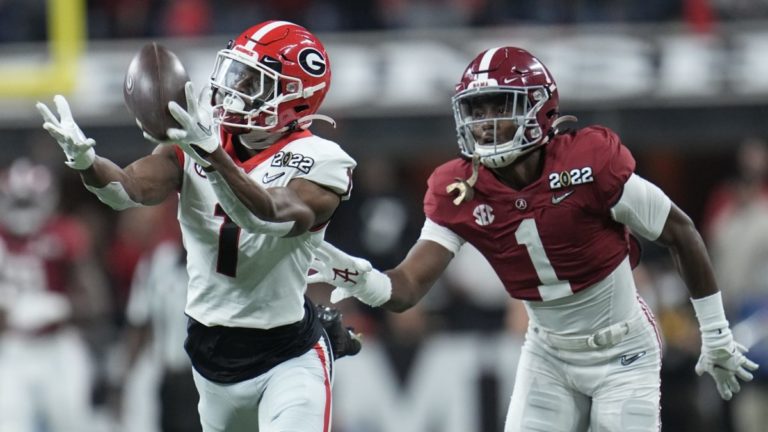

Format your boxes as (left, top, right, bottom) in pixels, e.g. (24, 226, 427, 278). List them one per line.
(309, 46, 759, 431)
(37, 20, 360, 432)
(116, 233, 201, 432)
(0, 158, 106, 432)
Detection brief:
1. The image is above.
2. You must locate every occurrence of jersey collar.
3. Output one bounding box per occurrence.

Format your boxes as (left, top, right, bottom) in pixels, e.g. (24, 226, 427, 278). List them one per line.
(222, 129, 313, 172)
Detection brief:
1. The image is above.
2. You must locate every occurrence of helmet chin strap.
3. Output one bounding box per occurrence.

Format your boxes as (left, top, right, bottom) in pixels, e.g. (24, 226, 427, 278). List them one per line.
(238, 130, 281, 150)
(296, 113, 336, 129)
(237, 114, 337, 149)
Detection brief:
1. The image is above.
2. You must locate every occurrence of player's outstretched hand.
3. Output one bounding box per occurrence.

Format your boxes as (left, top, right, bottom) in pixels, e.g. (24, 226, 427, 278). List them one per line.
(695, 329, 759, 400)
(143, 81, 218, 168)
(35, 96, 96, 170)
(308, 241, 391, 307)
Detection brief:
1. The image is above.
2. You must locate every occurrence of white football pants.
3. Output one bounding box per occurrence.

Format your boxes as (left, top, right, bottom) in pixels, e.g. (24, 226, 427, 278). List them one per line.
(193, 340, 334, 432)
(504, 312, 662, 432)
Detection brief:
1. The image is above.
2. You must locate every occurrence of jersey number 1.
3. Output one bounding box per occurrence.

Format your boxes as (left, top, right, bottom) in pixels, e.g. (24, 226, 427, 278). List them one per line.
(214, 204, 241, 277)
(514, 218, 573, 301)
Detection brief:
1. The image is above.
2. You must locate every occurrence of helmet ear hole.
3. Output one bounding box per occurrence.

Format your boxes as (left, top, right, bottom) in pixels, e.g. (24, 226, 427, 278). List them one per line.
(294, 104, 309, 113)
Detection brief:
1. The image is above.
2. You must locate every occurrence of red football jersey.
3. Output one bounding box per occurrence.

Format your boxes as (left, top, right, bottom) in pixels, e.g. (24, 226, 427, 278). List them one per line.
(424, 126, 636, 301)
(0, 216, 90, 295)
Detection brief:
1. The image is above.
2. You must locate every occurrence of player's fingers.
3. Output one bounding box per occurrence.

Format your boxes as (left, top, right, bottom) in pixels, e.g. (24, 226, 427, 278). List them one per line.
(353, 257, 373, 272)
(735, 366, 754, 382)
(43, 123, 68, 142)
(84, 138, 96, 148)
(318, 241, 342, 258)
(53, 95, 73, 123)
(143, 131, 164, 144)
(35, 102, 59, 125)
(726, 375, 741, 396)
(306, 272, 329, 285)
(716, 381, 732, 400)
(314, 244, 335, 264)
(167, 128, 187, 142)
(735, 342, 748, 353)
(184, 81, 198, 112)
(694, 359, 706, 376)
(743, 357, 759, 371)
(330, 288, 352, 304)
(168, 101, 194, 128)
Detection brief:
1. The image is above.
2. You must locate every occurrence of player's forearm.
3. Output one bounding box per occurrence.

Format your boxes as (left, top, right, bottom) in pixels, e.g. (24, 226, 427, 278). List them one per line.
(656, 205, 719, 299)
(206, 148, 276, 218)
(382, 270, 430, 312)
(79, 156, 130, 188)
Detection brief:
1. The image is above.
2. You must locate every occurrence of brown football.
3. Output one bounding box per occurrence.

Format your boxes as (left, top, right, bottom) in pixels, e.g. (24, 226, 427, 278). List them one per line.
(123, 43, 189, 140)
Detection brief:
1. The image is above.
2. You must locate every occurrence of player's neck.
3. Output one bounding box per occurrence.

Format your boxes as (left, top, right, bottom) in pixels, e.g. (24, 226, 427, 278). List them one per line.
(491, 148, 545, 190)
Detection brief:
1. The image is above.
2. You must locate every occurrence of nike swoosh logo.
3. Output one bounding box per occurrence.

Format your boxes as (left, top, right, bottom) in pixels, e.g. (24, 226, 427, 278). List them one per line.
(620, 351, 646, 366)
(262, 172, 286, 184)
(551, 190, 574, 204)
(197, 122, 211, 136)
(503, 78, 517, 84)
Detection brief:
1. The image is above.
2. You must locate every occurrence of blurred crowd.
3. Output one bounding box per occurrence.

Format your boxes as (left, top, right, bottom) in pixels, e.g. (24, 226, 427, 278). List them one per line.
(5, 0, 768, 42)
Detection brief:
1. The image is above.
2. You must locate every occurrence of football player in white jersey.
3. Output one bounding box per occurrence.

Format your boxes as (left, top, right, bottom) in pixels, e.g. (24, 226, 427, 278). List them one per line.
(37, 20, 359, 432)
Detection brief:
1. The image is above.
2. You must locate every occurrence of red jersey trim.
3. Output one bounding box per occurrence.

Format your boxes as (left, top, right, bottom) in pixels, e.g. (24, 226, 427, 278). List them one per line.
(174, 146, 185, 168)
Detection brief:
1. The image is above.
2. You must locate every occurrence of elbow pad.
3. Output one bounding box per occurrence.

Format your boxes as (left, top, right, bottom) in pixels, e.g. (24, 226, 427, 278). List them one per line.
(84, 181, 143, 210)
(206, 171, 294, 237)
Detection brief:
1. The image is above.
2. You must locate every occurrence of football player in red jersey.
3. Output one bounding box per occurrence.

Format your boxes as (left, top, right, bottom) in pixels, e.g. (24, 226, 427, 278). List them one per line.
(0, 159, 104, 432)
(309, 47, 759, 431)
(37, 21, 360, 432)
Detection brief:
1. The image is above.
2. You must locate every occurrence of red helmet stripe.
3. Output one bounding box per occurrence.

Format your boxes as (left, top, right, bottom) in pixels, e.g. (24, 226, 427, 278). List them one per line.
(244, 20, 292, 50)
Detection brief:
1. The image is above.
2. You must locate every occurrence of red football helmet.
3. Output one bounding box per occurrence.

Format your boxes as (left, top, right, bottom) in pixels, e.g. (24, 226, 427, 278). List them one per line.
(0, 159, 58, 236)
(452, 47, 560, 168)
(209, 20, 332, 140)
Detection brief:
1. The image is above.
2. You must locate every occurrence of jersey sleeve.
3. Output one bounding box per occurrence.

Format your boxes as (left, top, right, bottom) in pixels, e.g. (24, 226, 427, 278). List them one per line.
(296, 140, 356, 200)
(585, 127, 636, 212)
(419, 217, 465, 255)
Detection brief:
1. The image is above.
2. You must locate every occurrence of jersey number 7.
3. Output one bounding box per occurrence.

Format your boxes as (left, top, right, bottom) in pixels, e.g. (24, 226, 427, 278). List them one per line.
(214, 204, 241, 277)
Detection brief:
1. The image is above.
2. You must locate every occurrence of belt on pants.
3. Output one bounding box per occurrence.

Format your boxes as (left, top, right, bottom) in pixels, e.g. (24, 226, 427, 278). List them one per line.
(530, 315, 646, 351)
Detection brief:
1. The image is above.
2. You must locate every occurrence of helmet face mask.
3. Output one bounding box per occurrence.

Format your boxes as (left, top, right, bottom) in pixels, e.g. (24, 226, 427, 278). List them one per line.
(452, 47, 559, 169)
(209, 21, 331, 138)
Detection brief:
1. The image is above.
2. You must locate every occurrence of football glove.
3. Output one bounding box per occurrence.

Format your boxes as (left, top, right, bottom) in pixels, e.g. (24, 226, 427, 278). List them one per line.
(35, 96, 96, 170)
(695, 329, 758, 400)
(142, 81, 218, 168)
(307, 241, 392, 307)
(692, 292, 759, 400)
(315, 303, 362, 359)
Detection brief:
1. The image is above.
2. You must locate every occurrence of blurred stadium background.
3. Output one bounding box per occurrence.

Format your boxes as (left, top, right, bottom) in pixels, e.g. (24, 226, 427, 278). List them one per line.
(1, 1, 768, 431)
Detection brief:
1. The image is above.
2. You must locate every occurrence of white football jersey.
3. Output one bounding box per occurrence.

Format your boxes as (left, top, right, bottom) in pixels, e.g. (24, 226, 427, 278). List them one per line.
(179, 130, 355, 329)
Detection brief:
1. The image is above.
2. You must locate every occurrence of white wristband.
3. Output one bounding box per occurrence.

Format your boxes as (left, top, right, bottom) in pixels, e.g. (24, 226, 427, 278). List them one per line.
(358, 269, 393, 307)
(691, 292, 729, 332)
(84, 181, 143, 210)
